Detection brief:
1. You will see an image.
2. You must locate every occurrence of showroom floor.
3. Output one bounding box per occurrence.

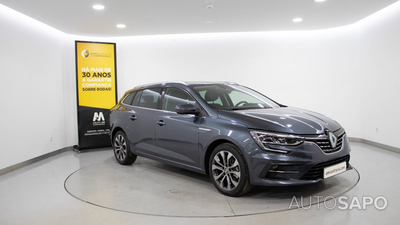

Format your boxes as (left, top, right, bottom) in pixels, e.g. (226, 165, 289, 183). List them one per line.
(0, 142, 398, 225)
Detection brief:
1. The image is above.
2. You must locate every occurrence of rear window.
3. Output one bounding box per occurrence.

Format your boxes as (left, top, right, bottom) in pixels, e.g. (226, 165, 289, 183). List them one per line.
(137, 88, 162, 109)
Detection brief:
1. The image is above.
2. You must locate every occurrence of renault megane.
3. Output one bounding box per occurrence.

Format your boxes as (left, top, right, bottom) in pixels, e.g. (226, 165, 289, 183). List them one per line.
(109, 82, 351, 196)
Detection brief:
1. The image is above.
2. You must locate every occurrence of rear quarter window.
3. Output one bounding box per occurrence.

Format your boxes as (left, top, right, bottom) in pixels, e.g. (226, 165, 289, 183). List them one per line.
(122, 92, 136, 105)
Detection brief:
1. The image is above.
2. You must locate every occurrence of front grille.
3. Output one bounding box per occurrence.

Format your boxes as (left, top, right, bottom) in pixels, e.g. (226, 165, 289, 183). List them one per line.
(307, 129, 346, 154)
(300, 155, 350, 180)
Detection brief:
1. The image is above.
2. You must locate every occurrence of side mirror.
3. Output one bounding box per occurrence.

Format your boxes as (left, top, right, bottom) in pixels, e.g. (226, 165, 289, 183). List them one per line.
(175, 103, 200, 116)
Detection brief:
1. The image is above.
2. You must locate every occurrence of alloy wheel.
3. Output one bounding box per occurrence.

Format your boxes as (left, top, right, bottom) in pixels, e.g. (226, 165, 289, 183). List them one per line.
(211, 150, 241, 191)
(114, 134, 127, 161)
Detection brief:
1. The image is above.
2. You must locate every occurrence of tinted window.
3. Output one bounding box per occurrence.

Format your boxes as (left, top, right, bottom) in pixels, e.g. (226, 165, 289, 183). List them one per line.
(162, 87, 196, 112)
(138, 88, 161, 109)
(122, 92, 136, 105)
(132, 90, 142, 106)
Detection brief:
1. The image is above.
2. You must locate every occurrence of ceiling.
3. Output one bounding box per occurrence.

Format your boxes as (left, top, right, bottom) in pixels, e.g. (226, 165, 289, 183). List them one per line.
(0, 0, 398, 37)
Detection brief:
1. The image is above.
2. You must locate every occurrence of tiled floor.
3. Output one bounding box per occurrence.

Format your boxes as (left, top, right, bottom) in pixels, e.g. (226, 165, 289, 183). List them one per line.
(0, 142, 399, 225)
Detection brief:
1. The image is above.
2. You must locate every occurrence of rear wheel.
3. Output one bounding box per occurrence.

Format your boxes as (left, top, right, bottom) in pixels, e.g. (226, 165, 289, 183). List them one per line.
(113, 131, 137, 165)
(209, 143, 253, 197)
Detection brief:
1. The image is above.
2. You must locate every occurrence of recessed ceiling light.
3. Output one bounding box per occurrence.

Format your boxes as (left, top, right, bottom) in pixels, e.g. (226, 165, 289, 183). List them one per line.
(93, 5, 105, 10)
(116, 24, 126, 28)
(315, 0, 326, 2)
(293, 18, 303, 23)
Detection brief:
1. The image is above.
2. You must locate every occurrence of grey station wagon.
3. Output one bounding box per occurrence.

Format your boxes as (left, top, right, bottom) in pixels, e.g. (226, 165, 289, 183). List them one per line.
(109, 82, 351, 196)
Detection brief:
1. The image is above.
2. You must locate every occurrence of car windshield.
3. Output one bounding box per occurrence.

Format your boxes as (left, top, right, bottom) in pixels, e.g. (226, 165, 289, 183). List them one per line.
(191, 84, 280, 110)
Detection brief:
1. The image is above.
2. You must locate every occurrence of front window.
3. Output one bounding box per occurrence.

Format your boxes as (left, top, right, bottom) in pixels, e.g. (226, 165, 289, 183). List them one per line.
(162, 87, 196, 112)
(191, 84, 280, 110)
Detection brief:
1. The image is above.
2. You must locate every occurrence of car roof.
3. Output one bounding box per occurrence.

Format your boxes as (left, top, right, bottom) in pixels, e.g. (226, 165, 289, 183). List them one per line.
(132, 81, 239, 89)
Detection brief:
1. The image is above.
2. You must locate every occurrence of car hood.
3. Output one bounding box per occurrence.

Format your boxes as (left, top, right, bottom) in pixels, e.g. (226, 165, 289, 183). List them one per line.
(217, 107, 341, 135)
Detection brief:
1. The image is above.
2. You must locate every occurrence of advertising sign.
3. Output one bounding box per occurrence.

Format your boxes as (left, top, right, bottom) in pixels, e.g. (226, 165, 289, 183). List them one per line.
(75, 41, 117, 150)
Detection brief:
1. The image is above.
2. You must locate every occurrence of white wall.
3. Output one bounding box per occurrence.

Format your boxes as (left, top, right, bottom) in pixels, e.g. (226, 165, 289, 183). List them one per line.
(1, 2, 400, 170)
(0, 5, 68, 169)
(356, 4, 400, 148)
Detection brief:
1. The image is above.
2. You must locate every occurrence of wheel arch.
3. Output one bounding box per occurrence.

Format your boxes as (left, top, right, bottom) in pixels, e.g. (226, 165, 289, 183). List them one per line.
(110, 126, 124, 141)
(204, 139, 241, 175)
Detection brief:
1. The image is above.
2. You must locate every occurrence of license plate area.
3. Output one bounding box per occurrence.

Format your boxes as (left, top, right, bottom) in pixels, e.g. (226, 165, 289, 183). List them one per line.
(323, 161, 347, 179)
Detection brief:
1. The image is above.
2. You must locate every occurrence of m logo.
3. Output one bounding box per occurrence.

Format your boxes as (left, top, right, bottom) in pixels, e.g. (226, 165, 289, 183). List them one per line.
(93, 112, 105, 122)
(327, 131, 338, 148)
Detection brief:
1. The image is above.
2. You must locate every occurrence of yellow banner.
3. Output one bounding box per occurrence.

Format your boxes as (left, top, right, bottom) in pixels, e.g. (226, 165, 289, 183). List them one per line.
(76, 42, 117, 109)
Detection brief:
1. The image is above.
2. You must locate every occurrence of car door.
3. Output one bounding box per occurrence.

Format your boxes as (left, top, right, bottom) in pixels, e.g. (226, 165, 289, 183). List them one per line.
(155, 87, 200, 167)
(125, 88, 161, 156)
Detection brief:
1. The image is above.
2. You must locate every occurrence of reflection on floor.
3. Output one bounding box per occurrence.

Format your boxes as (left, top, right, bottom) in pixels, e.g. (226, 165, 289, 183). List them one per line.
(65, 157, 359, 217)
(0, 143, 399, 224)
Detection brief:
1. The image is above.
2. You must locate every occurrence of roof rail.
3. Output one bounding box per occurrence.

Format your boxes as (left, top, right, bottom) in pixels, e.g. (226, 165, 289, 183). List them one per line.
(133, 80, 188, 89)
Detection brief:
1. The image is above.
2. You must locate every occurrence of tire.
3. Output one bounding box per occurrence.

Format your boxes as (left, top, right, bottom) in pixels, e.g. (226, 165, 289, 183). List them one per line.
(209, 143, 253, 197)
(113, 131, 137, 165)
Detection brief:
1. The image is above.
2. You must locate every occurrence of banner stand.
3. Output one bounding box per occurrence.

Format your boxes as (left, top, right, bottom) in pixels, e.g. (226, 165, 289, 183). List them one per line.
(73, 145, 81, 154)
(75, 41, 118, 151)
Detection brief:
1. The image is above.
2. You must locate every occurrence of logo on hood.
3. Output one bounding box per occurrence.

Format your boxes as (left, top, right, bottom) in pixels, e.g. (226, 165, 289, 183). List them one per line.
(325, 130, 338, 148)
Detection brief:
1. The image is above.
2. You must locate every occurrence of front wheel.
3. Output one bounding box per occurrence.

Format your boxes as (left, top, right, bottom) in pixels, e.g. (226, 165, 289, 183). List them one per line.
(113, 131, 137, 165)
(209, 143, 253, 197)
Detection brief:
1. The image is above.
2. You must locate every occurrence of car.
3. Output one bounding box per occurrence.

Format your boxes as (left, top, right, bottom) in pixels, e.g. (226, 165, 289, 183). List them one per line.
(109, 81, 351, 197)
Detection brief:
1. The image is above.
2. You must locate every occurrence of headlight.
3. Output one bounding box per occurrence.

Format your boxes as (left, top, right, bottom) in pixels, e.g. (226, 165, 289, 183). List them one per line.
(250, 130, 304, 153)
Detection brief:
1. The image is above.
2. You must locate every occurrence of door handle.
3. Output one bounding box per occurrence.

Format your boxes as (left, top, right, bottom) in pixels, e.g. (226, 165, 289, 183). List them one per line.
(129, 115, 137, 121)
(156, 120, 166, 126)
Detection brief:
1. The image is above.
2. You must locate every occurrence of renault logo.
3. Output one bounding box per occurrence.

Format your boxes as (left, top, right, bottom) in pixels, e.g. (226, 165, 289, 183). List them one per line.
(327, 131, 338, 148)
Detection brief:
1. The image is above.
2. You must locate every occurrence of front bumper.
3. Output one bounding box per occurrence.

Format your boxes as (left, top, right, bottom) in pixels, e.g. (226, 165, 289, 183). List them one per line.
(246, 134, 352, 186)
